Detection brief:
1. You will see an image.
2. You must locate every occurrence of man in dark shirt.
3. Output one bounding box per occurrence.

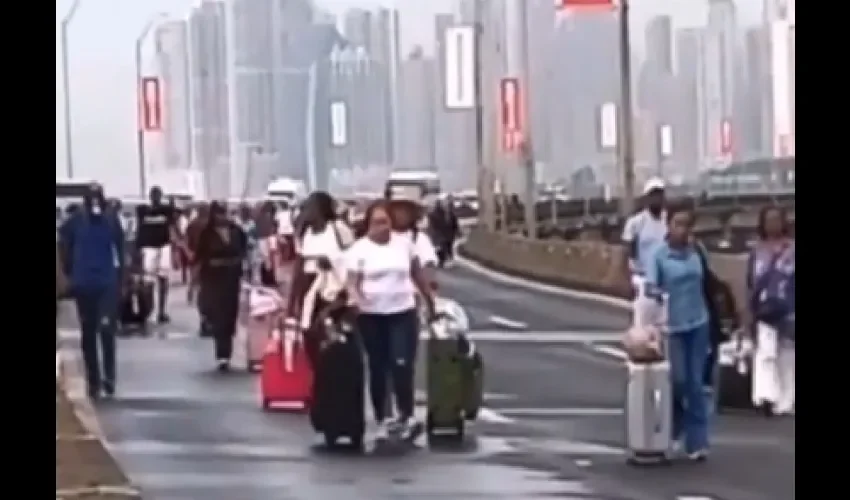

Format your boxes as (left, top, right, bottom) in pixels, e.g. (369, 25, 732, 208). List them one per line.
(136, 186, 178, 324)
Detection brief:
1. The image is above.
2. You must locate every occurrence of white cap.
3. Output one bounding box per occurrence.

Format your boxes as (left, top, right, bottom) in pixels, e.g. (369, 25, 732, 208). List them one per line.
(642, 177, 666, 195)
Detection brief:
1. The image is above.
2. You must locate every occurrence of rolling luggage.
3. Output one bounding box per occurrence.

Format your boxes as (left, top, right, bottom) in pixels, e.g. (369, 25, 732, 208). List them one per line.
(259, 320, 313, 411)
(716, 336, 754, 412)
(309, 318, 365, 449)
(625, 360, 673, 465)
(424, 299, 484, 442)
(245, 287, 285, 372)
(120, 275, 154, 332)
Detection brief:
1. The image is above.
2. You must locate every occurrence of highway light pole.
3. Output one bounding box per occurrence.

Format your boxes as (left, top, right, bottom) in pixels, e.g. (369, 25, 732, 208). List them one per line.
(473, 0, 494, 230)
(135, 13, 167, 197)
(507, 0, 536, 239)
(60, 0, 82, 178)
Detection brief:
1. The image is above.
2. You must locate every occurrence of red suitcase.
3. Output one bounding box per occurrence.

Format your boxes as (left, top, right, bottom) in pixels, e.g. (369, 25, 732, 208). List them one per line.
(259, 324, 313, 411)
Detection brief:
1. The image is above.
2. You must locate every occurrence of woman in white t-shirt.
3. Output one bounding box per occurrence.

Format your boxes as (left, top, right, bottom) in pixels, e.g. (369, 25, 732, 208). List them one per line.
(389, 199, 439, 269)
(346, 200, 436, 441)
(286, 192, 354, 365)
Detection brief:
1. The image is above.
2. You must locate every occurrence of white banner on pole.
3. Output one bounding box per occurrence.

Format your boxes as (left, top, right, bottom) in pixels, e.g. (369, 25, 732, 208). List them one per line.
(330, 101, 347, 147)
(444, 25, 476, 110)
(599, 102, 617, 149)
(659, 124, 673, 157)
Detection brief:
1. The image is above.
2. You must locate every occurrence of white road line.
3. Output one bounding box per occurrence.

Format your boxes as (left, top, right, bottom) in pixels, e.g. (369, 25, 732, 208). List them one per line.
(477, 407, 517, 424)
(588, 343, 628, 360)
(677, 496, 715, 500)
(488, 315, 528, 330)
(467, 330, 621, 343)
(496, 407, 623, 417)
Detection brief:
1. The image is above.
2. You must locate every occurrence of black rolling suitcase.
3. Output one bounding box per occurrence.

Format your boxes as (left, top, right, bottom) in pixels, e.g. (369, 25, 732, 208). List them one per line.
(120, 275, 154, 333)
(309, 320, 365, 449)
(715, 335, 754, 412)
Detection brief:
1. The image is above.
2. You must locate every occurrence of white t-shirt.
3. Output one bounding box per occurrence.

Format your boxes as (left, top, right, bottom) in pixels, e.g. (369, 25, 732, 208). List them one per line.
(345, 233, 417, 315)
(621, 209, 667, 275)
(298, 222, 352, 273)
(275, 210, 294, 236)
(397, 230, 438, 267)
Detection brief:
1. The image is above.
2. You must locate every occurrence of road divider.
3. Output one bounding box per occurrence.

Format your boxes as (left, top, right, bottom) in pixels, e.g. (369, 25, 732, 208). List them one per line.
(460, 229, 749, 313)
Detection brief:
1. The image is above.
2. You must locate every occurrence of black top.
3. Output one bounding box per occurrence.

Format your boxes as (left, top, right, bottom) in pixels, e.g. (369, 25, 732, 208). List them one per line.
(136, 204, 176, 248)
(195, 222, 247, 282)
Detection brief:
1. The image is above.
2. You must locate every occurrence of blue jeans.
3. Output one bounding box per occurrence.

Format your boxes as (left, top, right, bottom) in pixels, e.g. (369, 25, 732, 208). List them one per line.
(74, 285, 119, 395)
(358, 309, 419, 422)
(669, 322, 710, 453)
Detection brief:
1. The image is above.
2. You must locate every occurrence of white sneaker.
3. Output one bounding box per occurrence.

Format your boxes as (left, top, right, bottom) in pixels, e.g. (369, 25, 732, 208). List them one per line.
(398, 417, 424, 442)
(374, 419, 391, 441)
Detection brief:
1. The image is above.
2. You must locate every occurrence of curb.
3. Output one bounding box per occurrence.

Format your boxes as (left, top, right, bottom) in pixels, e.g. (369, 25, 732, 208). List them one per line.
(56, 331, 142, 499)
(454, 242, 631, 311)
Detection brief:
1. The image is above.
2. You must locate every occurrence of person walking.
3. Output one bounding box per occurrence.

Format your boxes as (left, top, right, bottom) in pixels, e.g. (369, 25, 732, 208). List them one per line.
(194, 202, 248, 371)
(644, 205, 710, 461)
(59, 183, 125, 399)
(345, 200, 437, 442)
(748, 206, 795, 416)
(136, 186, 179, 324)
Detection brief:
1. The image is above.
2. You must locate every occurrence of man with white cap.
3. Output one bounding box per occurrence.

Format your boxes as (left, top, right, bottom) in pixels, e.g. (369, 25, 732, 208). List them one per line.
(622, 177, 668, 324)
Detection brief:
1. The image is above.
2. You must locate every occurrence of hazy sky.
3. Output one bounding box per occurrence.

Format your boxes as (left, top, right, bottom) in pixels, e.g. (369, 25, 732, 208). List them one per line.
(55, 0, 761, 195)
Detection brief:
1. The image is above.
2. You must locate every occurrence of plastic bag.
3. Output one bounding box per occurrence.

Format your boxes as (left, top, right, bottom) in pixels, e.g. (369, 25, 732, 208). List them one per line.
(622, 324, 664, 363)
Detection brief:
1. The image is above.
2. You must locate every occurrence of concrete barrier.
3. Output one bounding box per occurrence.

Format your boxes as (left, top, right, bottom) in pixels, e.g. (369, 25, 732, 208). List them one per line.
(460, 229, 748, 312)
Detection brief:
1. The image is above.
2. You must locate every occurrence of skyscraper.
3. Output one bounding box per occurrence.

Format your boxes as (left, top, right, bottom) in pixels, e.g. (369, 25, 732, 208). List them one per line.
(397, 47, 436, 167)
(155, 20, 193, 171)
(550, 12, 619, 182)
(645, 15, 673, 74)
(188, 0, 230, 197)
(674, 28, 703, 180)
(696, 0, 738, 169)
(763, 0, 795, 158)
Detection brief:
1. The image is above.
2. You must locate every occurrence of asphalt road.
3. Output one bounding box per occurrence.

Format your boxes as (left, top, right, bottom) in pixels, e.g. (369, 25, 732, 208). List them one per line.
(57, 265, 794, 500)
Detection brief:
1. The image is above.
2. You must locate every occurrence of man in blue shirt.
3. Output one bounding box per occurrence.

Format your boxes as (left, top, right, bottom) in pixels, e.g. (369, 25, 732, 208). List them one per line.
(59, 183, 125, 400)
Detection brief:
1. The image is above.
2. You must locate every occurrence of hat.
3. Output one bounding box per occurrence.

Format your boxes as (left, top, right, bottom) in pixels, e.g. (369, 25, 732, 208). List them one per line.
(642, 177, 666, 195)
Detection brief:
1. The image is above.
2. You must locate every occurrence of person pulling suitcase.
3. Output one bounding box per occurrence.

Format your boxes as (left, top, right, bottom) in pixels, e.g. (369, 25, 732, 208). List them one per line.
(344, 200, 437, 443)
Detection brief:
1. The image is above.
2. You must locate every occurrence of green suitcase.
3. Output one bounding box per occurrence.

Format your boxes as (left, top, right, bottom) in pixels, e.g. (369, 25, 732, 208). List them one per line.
(425, 332, 484, 441)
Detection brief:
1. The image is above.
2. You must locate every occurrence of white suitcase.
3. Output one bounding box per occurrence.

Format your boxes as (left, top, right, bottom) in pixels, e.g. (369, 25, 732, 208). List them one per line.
(625, 361, 672, 465)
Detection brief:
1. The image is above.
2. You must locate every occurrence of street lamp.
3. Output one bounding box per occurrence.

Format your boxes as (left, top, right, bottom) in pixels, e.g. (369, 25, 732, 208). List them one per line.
(60, 0, 82, 178)
(617, 0, 637, 216)
(135, 12, 168, 197)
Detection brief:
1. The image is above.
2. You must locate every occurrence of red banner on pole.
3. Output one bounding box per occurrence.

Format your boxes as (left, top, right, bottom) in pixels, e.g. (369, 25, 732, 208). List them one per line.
(139, 77, 162, 131)
(720, 119, 732, 155)
(500, 78, 523, 152)
(555, 0, 616, 11)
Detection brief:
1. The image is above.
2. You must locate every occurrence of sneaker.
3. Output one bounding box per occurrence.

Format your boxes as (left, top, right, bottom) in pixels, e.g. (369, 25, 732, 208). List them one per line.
(374, 419, 391, 441)
(398, 417, 424, 442)
(216, 359, 230, 373)
(687, 449, 709, 462)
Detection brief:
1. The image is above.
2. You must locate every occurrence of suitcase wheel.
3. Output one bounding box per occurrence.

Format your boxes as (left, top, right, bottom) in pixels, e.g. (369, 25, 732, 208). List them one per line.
(261, 398, 271, 411)
(324, 433, 339, 448)
(247, 361, 261, 373)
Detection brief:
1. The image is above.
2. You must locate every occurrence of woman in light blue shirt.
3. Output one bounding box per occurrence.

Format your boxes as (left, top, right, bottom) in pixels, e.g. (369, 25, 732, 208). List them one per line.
(644, 206, 710, 461)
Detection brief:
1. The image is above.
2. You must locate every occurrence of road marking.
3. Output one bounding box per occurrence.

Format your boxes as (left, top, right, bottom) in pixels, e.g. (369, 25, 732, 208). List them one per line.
(677, 497, 715, 500)
(467, 330, 621, 343)
(477, 407, 517, 424)
(488, 315, 528, 330)
(588, 343, 628, 360)
(496, 407, 623, 418)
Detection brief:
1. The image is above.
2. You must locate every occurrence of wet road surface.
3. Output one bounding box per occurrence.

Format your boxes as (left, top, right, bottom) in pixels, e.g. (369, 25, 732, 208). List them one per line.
(57, 266, 794, 500)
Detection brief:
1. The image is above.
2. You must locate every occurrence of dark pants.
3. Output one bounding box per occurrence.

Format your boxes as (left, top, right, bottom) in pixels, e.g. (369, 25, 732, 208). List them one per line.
(201, 275, 241, 361)
(358, 309, 419, 422)
(74, 285, 119, 395)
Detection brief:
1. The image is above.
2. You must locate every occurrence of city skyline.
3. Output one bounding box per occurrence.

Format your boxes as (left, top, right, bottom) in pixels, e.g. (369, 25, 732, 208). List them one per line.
(56, 0, 771, 195)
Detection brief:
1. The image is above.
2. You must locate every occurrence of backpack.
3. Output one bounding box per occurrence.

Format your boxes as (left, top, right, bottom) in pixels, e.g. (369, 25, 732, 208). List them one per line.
(751, 250, 793, 326)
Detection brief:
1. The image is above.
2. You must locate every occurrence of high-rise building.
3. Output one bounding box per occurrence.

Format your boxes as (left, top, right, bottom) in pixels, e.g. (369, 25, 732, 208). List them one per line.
(155, 20, 193, 171)
(645, 16, 673, 74)
(674, 28, 703, 180)
(397, 47, 436, 167)
(550, 12, 619, 182)
(188, 0, 230, 197)
(740, 26, 767, 158)
(763, 0, 795, 158)
(696, 0, 738, 169)
(433, 13, 476, 191)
